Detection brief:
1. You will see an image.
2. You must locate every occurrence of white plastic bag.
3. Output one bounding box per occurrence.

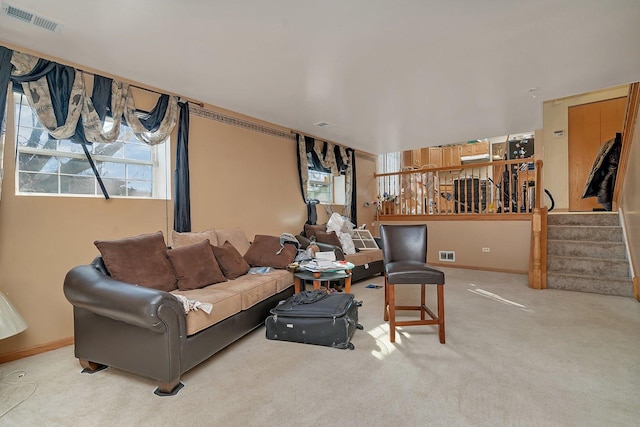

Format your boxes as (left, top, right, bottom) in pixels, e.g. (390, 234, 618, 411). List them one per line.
(326, 213, 356, 255)
(326, 212, 354, 234)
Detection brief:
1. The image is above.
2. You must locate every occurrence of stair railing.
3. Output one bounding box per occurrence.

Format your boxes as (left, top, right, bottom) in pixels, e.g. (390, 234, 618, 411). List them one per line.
(374, 159, 540, 218)
(613, 82, 639, 210)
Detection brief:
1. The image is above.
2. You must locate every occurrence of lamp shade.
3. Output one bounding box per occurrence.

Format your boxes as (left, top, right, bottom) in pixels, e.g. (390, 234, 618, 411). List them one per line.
(0, 293, 28, 340)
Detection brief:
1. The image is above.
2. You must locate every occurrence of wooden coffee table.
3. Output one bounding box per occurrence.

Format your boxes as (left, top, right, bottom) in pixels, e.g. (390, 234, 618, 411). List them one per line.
(293, 262, 354, 294)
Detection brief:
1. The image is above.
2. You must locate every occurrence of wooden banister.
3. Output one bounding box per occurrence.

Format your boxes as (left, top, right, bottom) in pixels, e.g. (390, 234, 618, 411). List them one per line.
(529, 160, 547, 289)
(613, 82, 640, 209)
(535, 160, 543, 209)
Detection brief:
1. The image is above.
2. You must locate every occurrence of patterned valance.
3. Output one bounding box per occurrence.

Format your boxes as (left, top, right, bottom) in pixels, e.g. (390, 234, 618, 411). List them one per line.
(0, 45, 184, 205)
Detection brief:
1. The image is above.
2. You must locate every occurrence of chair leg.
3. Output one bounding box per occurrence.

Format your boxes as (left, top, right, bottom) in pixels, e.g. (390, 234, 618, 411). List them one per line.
(420, 284, 426, 320)
(437, 284, 445, 344)
(383, 275, 389, 322)
(388, 283, 396, 343)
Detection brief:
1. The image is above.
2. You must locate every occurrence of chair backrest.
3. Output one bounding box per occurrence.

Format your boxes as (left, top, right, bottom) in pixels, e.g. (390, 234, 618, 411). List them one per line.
(379, 224, 427, 264)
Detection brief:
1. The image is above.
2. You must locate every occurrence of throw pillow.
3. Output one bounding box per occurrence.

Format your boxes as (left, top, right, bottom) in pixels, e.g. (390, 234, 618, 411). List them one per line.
(94, 231, 177, 292)
(211, 241, 251, 280)
(166, 240, 227, 290)
(171, 229, 218, 248)
(215, 228, 251, 256)
(243, 235, 297, 269)
(303, 223, 327, 239)
(314, 230, 342, 248)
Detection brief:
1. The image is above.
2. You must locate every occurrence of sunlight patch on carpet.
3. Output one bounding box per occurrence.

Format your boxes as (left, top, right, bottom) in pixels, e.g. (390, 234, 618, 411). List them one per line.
(366, 323, 399, 359)
(468, 287, 532, 312)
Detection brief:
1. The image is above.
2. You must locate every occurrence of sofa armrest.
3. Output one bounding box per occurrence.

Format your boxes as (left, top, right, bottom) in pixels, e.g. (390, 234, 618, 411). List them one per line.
(296, 234, 346, 261)
(63, 264, 184, 334)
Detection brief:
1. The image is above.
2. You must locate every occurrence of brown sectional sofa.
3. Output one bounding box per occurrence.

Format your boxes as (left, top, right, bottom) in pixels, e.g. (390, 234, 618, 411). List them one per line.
(63, 228, 295, 396)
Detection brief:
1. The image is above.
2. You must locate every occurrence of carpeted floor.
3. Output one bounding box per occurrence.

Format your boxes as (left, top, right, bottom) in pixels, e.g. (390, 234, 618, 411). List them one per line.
(1, 267, 639, 426)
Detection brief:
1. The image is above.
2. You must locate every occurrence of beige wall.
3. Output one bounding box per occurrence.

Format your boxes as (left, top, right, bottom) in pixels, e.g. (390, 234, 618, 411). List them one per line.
(542, 85, 629, 210)
(620, 106, 640, 282)
(378, 219, 531, 273)
(186, 111, 304, 238)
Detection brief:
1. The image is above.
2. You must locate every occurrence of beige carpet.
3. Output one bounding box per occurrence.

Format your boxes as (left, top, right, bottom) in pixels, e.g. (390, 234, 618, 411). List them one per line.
(1, 268, 640, 427)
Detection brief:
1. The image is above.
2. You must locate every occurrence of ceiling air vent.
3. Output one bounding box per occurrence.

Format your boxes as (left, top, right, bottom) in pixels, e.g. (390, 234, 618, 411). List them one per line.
(314, 121, 331, 128)
(1, 2, 63, 32)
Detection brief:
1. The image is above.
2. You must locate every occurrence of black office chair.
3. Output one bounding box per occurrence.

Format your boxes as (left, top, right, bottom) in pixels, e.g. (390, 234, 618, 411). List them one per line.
(379, 224, 445, 343)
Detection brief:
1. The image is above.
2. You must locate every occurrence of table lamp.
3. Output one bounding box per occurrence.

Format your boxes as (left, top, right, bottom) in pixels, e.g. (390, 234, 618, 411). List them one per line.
(0, 293, 28, 340)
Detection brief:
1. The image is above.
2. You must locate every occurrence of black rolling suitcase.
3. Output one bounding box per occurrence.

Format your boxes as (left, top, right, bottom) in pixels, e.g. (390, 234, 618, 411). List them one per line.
(265, 290, 363, 350)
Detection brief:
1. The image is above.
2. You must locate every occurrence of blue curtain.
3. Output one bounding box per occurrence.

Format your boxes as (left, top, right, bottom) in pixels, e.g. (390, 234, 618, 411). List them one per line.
(0, 46, 14, 133)
(347, 148, 357, 223)
(174, 102, 191, 231)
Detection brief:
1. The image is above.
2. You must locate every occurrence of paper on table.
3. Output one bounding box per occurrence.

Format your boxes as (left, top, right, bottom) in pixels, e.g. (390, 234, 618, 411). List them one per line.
(315, 251, 336, 261)
(300, 259, 340, 272)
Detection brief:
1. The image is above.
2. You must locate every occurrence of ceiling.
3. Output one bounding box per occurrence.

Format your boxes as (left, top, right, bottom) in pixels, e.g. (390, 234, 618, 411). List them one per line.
(1, 0, 639, 154)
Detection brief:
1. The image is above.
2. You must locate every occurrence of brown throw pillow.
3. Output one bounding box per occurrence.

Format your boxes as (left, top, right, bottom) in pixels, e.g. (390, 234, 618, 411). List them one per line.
(215, 228, 251, 256)
(211, 241, 251, 280)
(94, 231, 177, 292)
(243, 235, 297, 269)
(166, 240, 227, 290)
(304, 223, 327, 239)
(314, 230, 342, 247)
(171, 229, 218, 248)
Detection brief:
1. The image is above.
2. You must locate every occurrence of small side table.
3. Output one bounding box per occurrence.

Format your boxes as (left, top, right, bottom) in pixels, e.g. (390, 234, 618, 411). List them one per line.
(293, 268, 353, 294)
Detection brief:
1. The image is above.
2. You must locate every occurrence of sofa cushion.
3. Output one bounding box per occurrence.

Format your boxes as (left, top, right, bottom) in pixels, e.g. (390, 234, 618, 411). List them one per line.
(213, 274, 278, 310)
(243, 235, 297, 269)
(303, 223, 326, 239)
(94, 231, 177, 292)
(171, 288, 242, 335)
(212, 241, 251, 279)
(171, 229, 218, 248)
(270, 269, 295, 292)
(167, 240, 227, 290)
(314, 230, 342, 247)
(344, 248, 384, 266)
(216, 228, 251, 256)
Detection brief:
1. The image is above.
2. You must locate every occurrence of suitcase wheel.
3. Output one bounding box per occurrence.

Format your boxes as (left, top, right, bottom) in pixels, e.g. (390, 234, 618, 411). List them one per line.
(347, 343, 355, 350)
(356, 323, 364, 330)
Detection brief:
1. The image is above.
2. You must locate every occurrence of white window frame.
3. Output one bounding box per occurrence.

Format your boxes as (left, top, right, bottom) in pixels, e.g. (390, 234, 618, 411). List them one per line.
(13, 92, 171, 199)
(307, 169, 345, 205)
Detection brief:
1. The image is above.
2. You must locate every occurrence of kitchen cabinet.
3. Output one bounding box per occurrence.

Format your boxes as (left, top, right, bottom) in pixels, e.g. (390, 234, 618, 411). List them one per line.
(402, 149, 422, 168)
(443, 146, 461, 167)
(459, 141, 489, 156)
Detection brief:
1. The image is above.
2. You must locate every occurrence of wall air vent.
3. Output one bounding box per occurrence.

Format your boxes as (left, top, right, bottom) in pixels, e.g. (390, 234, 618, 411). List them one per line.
(1, 2, 63, 32)
(438, 250, 455, 262)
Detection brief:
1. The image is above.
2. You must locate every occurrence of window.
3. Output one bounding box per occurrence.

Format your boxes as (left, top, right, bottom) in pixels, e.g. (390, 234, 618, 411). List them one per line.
(307, 169, 345, 204)
(13, 92, 170, 198)
(376, 152, 401, 197)
(350, 229, 379, 250)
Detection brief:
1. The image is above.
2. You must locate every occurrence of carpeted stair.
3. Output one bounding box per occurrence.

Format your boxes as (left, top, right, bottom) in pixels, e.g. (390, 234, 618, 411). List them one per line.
(547, 212, 633, 297)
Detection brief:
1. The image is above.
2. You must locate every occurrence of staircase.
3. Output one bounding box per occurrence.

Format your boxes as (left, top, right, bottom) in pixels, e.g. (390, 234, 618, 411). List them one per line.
(547, 212, 633, 297)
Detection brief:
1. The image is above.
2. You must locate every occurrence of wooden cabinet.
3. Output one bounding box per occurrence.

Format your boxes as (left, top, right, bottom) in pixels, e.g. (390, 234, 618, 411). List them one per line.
(443, 146, 461, 167)
(428, 147, 443, 167)
(420, 147, 431, 165)
(402, 149, 422, 168)
(405, 142, 482, 169)
(459, 141, 489, 156)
